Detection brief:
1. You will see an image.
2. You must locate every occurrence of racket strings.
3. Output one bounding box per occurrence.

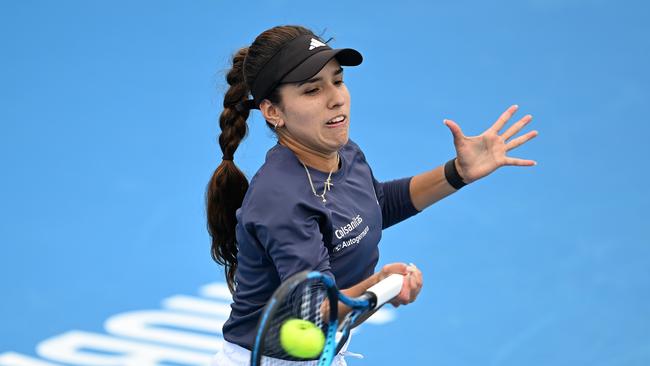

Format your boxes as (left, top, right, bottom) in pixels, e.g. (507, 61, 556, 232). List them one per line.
(301, 282, 311, 320)
(259, 278, 331, 363)
(315, 290, 324, 329)
(260, 354, 319, 366)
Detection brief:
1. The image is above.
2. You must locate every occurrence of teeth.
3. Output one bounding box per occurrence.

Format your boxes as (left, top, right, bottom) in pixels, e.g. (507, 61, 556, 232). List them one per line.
(328, 116, 345, 124)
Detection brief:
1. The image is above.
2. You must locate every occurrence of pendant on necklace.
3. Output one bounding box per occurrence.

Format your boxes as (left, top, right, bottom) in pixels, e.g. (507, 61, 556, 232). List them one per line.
(301, 153, 338, 205)
(324, 178, 333, 191)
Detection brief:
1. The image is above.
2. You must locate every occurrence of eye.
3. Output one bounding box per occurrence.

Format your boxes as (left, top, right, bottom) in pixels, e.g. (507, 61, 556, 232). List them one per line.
(304, 88, 319, 95)
(334, 79, 344, 86)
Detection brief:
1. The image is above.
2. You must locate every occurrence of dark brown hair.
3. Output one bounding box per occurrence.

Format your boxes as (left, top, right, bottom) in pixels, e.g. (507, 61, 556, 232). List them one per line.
(206, 25, 315, 293)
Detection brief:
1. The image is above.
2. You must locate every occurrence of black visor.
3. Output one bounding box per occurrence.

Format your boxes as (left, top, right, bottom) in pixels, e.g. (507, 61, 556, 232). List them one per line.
(249, 34, 363, 108)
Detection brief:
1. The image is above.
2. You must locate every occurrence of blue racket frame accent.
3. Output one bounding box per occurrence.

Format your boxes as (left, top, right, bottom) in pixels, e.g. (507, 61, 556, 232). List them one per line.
(251, 297, 276, 364)
(251, 270, 379, 366)
(307, 271, 370, 309)
(318, 317, 339, 365)
(307, 271, 372, 365)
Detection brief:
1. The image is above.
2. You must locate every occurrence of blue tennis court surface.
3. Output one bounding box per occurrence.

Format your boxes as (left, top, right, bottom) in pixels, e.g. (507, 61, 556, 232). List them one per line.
(2, 1, 649, 365)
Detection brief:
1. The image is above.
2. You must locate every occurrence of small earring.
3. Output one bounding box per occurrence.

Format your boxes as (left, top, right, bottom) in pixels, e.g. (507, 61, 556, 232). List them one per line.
(274, 122, 278, 130)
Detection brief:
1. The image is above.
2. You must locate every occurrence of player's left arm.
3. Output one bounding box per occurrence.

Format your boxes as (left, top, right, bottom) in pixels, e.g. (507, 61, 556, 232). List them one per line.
(410, 104, 538, 211)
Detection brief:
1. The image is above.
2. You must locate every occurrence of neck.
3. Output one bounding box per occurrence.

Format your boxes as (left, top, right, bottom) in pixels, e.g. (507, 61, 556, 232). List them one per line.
(278, 135, 340, 172)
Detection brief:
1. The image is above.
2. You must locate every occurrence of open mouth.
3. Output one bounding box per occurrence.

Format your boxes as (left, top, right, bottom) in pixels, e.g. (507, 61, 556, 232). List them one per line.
(325, 115, 346, 127)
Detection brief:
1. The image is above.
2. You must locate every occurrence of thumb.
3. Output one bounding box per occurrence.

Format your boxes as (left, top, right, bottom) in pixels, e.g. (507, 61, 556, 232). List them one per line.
(443, 119, 464, 141)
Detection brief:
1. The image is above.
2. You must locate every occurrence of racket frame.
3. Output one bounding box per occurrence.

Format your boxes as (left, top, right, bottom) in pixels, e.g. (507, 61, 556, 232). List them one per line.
(250, 271, 403, 366)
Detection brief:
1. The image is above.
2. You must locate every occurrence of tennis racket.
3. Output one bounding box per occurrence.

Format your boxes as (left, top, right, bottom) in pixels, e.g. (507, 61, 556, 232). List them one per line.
(250, 270, 404, 366)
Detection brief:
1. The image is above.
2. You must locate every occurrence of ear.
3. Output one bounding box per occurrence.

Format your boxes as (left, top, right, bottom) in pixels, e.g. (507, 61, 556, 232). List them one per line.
(259, 99, 284, 128)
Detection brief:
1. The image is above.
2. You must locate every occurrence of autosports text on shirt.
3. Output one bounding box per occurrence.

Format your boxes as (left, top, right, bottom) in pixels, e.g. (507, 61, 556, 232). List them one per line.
(335, 214, 363, 239)
(334, 225, 369, 253)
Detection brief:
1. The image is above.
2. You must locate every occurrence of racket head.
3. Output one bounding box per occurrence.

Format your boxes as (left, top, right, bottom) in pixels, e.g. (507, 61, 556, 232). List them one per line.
(251, 272, 404, 366)
(250, 271, 340, 366)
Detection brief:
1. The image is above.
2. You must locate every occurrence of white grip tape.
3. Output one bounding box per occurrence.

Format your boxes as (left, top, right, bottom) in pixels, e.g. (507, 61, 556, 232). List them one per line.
(366, 274, 404, 308)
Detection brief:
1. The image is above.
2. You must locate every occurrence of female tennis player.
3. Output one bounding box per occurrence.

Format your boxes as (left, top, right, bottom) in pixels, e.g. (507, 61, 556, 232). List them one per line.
(206, 25, 537, 365)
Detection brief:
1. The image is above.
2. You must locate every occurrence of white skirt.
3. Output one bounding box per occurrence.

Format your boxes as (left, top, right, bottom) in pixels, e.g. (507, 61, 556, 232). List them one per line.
(211, 333, 358, 366)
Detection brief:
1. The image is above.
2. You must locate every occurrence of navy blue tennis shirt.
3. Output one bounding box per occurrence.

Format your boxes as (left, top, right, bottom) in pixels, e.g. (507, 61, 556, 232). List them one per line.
(222, 140, 419, 349)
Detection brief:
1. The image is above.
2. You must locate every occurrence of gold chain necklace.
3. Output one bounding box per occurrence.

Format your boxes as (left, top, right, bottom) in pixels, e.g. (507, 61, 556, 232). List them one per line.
(301, 153, 339, 203)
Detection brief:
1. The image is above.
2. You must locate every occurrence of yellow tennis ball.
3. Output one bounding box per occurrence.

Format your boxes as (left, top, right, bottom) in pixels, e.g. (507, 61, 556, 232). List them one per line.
(279, 318, 325, 359)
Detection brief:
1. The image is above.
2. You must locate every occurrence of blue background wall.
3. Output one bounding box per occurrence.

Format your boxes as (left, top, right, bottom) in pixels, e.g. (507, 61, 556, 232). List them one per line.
(2, 0, 649, 365)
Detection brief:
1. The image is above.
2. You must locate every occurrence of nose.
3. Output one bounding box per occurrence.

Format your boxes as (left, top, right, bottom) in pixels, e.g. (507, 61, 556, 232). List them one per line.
(327, 83, 346, 110)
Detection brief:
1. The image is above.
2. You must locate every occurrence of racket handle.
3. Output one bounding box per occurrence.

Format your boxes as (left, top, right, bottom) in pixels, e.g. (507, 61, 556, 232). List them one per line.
(366, 274, 404, 308)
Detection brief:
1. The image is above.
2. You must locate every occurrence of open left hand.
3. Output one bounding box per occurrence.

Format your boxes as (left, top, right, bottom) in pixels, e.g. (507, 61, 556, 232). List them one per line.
(443, 105, 538, 184)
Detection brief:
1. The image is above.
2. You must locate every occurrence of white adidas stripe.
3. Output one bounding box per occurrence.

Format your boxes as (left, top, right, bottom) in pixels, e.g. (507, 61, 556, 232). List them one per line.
(309, 38, 327, 50)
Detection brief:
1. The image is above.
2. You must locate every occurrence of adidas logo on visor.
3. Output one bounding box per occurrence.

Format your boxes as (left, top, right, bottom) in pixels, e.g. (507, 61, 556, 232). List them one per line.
(309, 38, 327, 50)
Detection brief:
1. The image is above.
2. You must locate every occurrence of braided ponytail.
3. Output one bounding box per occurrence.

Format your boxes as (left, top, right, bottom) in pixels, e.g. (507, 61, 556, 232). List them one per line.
(206, 25, 317, 293)
(206, 47, 250, 293)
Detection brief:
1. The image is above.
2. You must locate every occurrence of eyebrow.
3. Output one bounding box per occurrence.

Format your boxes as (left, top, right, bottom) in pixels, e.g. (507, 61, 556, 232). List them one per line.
(297, 67, 344, 87)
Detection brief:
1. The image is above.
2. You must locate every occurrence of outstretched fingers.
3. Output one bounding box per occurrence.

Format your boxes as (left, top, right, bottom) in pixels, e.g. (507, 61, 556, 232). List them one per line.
(502, 114, 534, 141)
(443, 119, 465, 141)
(506, 130, 538, 151)
(504, 157, 537, 166)
(491, 104, 519, 133)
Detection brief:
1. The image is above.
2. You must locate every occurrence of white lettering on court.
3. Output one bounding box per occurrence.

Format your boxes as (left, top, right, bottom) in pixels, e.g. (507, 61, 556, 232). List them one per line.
(37, 331, 211, 365)
(0, 281, 395, 364)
